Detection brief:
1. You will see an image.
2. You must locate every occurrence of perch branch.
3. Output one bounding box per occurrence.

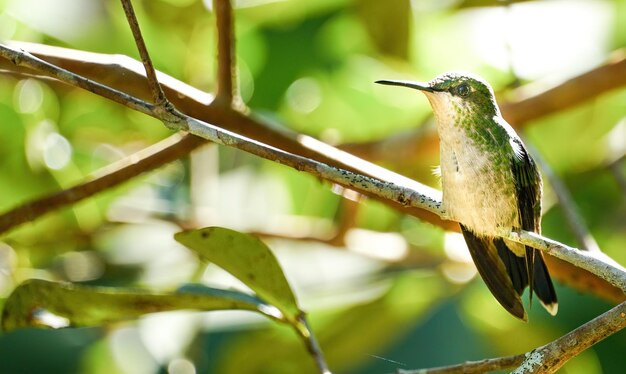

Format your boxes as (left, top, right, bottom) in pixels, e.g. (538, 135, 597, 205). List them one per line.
(506, 230, 626, 291)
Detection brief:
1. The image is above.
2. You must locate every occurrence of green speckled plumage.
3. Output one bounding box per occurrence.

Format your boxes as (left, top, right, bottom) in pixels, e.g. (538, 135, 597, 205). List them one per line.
(377, 72, 557, 320)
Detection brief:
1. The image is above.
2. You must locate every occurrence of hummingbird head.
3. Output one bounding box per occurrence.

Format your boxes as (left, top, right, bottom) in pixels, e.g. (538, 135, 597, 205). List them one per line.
(376, 72, 500, 123)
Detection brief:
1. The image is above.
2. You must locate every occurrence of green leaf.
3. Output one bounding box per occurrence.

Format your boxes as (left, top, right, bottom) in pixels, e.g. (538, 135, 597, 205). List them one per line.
(1, 279, 279, 332)
(174, 227, 300, 321)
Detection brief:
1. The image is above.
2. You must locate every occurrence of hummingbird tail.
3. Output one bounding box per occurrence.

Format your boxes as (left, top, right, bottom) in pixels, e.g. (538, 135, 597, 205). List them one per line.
(494, 239, 528, 295)
(460, 224, 558, 319)
(460, 224, 527, 321)
(532, 253, 558, 315)
(497, 240, 558, 316)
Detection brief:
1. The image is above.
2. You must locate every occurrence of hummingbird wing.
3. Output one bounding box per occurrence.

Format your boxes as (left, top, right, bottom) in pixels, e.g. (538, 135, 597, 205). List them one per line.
(509, 137, 558, 315)
(460, 224, 527, 321)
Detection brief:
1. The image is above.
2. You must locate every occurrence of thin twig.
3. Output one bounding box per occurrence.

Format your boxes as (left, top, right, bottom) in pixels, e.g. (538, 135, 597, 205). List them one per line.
(0, 43, 185, 130)
(400, 301, 626, 374)
(120, 0, 170, 107)
(397, 354, 525, 374)
(297, 314, 331, 374)
(513, 301, 626, 373)
(526, 143, 601, 253)
(0, 45, 155, 115)
(212, 0, 237, 105)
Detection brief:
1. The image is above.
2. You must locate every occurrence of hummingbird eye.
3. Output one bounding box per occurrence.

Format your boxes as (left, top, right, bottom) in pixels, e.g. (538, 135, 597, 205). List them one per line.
(456, 83, 470, 97)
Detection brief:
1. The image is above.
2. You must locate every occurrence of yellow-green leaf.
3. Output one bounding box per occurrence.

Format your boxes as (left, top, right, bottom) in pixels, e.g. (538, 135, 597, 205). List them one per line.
(174, 227, 300, 321)
(1, 279, 279, 332)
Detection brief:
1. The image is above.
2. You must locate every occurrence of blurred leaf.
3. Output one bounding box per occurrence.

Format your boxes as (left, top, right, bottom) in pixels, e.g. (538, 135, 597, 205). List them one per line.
(174, 227, 300, 321)
(356, 0, 411, 59)
(1, 279, 275, 332)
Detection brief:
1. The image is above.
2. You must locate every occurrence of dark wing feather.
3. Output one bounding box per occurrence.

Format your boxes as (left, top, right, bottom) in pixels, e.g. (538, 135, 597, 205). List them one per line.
(460, 224, 527, 321)
(509, 137, 557, 313)
(509, 137, 541, 232)
(495, 238, 527, 295)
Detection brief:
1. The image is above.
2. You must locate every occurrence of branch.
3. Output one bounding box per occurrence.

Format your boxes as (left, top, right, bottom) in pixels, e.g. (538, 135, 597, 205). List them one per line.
(0, 45, 155, 115)
(506, 230, 626, 292)
(212, 0, 237, 105)
(0, 0, 240, 233)
(513, 301, 626, 373)
(9, 42, 626, 234)
(399, 301, 626, 374)
(501, 49, 626, 125)
(298, 315, 331, 374)
(120, 0, 170, 107)
(397, 354, 524, 374)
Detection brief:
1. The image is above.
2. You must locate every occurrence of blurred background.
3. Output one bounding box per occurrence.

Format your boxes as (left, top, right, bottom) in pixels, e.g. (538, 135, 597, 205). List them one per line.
(0, 0, 625, 373)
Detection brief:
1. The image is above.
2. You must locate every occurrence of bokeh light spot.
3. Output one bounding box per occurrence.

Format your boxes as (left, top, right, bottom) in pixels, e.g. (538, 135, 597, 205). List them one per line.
(43, 132, 72, 170)
(15, 79, 44, 114)
(286, 77, 322, 114)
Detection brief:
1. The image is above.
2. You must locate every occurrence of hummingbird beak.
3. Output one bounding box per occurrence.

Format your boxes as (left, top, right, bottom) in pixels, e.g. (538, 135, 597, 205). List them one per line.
(375, 79, 435, 93)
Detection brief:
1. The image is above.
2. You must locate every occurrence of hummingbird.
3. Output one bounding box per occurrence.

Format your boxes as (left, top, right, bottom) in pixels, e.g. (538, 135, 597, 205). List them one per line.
(376, 72, 557, 320)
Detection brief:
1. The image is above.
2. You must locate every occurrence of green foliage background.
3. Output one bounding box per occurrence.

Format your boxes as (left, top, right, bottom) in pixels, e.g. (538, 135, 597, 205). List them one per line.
(1, 0, 626, 373)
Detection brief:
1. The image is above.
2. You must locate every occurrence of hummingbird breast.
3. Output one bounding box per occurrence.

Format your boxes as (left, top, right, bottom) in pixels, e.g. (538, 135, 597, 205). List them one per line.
(438, 120, 520, 238)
